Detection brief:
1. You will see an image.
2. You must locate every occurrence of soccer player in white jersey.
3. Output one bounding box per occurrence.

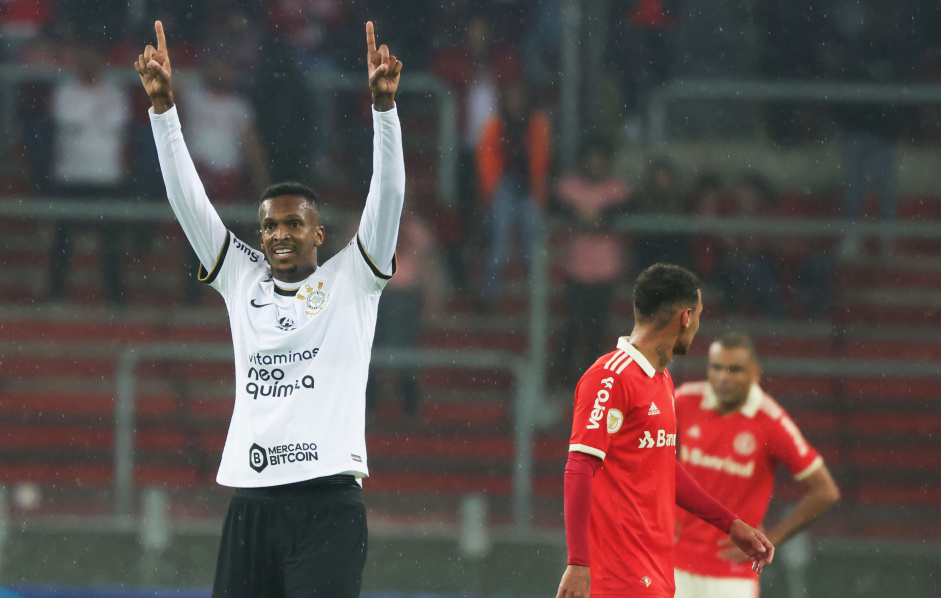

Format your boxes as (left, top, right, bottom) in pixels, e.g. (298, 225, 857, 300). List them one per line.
(135, 20, 405, 597)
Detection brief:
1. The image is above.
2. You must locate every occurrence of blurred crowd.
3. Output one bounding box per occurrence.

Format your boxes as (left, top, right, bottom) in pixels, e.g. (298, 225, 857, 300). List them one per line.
(2, 1, 940, 379)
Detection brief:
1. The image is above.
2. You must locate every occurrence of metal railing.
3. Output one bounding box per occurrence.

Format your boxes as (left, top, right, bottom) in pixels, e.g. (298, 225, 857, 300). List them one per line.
(113, 344, 533, 523)
(0, 66, 458, 205)
(3, 199, 941, 530)
(646, 79, 941, 148)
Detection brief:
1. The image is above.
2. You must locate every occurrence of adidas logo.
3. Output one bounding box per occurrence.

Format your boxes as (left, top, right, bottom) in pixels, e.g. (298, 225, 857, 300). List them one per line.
(648, 402, 660, 416)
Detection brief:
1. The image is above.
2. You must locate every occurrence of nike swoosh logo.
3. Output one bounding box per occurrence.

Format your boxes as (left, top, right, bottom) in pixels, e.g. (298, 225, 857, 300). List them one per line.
(250, 300, 272, 308)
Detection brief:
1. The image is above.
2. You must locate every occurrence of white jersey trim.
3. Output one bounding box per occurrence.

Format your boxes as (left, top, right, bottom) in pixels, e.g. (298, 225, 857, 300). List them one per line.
(616, 337, 656, 377)
(570, 444, 606, 460)
(793, 456, 824, 481)
(604, 350, 635, 375)
(701, 383, 764, 418)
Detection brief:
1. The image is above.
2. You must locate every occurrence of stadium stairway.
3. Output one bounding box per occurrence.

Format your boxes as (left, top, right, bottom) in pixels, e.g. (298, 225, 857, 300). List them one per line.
(1, 194, 941, 536)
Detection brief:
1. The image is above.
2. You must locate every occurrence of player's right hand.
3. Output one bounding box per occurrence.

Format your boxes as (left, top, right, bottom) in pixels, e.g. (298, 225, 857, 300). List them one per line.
(727, 519, 775, 574)
(135, 20, 173, 111)
(556, 564, 590, 598)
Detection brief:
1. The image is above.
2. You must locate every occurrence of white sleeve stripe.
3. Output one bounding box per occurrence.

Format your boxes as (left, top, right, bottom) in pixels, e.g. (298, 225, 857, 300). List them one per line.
(605, 351, 627, 371)
(793, 456, 824, 481)
(569, 444, 606, 460)
(615, 357, 634, 375)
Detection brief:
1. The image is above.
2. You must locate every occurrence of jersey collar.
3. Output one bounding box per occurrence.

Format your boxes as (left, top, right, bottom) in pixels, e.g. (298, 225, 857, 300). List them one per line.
(702, 383, 764, 417)
(616, 337, 656, 378)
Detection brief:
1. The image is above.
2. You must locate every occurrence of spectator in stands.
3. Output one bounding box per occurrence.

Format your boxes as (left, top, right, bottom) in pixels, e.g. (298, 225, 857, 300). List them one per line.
(0, 0, 54, 63)
(828, 0, 916, 259)
(714, 173, 787, 319)
(367, 208, 446, 419)
(631, 156, 691, 271)
(687, 172, 727, 282)
(182, 56, 270, 203)
(606, 0, 682, 141)
(269, 0, 346, 184)
(53, 0, 126, 45)
(520, 0, 561, 95)
(47, 44, 130, 304)
(556, 137, 630, 385)
(430, 15, 518, 293)
(476, 79, 551, 309)
(755, 0, 833, 146)
(251, 25, 315, 186)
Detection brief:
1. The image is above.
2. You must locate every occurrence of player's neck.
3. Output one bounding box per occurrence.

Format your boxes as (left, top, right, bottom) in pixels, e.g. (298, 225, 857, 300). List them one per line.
(271, 264, 318, 286)
(715, 398, 746, 416)
(627, 327, 675, 373)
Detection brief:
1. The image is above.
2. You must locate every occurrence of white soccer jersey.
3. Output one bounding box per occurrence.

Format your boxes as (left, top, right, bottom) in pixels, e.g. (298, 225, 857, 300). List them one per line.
(150, 103, 405, 487)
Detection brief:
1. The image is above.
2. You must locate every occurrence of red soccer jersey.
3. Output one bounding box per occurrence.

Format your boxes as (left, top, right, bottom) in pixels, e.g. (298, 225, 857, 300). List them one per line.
(569, 338, 679, 598)
(673, 381, 822, 579)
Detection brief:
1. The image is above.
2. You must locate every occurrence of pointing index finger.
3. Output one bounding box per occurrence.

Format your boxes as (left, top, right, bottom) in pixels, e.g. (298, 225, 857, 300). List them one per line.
(366, 21, 376, 55)
(155, 20, 167, 53)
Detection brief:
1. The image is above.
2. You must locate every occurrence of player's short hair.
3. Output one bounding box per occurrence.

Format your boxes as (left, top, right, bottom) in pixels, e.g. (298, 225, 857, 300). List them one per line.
(258, 182, 320, 222)
(716, 332, 760, 362)
(633, 263, 701, 327)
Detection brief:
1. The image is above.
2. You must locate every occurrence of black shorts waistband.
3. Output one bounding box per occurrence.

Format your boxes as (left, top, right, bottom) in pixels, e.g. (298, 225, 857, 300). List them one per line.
(235, 474, 360, 498)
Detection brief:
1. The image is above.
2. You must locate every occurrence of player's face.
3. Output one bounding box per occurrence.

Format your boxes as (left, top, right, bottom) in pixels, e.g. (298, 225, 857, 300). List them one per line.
(673, 291, 703, 355)
(707, 344, 759, 409)
(259, 195, 324, 283)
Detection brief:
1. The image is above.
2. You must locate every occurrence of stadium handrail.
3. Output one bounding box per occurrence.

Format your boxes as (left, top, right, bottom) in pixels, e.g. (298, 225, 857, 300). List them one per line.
(113, 344, 531, 521)
(2, 198, 941, 240)
(0, 65, 459, 205)
(111, 343, 941, 528)
(646, 78, 941, 148)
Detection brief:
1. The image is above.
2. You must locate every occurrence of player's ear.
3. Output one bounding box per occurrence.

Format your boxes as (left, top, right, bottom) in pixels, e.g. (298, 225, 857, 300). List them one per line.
(314, 225, 325, 247)
(679, 307, 692, 329)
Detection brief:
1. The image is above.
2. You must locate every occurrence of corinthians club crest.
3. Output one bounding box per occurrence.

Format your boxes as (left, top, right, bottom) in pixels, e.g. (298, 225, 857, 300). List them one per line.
(299, 282, 330, 316)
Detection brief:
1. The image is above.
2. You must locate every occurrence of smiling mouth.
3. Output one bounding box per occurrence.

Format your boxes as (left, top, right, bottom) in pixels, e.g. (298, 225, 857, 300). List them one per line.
(272, 247, 294, 258)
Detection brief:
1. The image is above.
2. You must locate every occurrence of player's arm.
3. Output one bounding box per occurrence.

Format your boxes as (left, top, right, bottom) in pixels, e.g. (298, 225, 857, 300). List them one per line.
(357, 20, 406, 276)
(135, 20, 227, 273)
(721, 407, 838, 562)
(556, 450, 599, 598)
(675, 461, 774, 573)
(765, 461, 840, 546)
(558, 370, 625, 598)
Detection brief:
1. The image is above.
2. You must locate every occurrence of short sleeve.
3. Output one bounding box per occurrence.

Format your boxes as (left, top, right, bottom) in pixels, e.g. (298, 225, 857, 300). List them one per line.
(568, 369, 629, 460)
(767, 409, 822, 481)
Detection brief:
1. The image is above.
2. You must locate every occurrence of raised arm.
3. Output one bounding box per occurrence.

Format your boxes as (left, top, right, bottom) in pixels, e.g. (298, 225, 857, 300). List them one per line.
(358, 21, 406, 275)
(135, 20, 227, 272)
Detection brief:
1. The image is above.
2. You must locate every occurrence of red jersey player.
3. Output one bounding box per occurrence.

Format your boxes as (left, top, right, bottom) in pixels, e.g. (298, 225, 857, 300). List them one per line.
(673, 332, 840, 598)
(557, 264, 774, 598)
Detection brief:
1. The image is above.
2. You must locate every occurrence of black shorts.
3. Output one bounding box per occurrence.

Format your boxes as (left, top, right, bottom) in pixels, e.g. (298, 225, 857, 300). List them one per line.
(211, 475, 367, 598)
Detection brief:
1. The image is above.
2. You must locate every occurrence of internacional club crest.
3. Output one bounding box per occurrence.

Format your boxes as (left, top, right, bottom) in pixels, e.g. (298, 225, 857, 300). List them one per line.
(734, 431, 757, 456)
(299, 282, 330, 316)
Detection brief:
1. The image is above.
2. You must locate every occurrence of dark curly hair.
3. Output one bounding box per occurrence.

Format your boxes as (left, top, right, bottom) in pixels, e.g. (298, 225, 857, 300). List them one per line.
(633, 263, 701, 327)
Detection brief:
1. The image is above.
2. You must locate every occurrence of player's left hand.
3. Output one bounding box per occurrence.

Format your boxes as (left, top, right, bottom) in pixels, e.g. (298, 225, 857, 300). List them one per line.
(366, 20, 403, 111)
(726, 519, 774, 573)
